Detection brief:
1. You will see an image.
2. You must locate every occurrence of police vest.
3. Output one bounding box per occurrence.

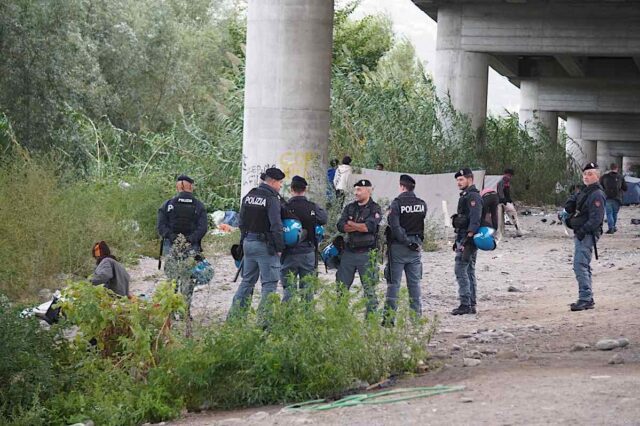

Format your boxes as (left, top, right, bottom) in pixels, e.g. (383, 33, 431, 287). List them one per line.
(396, 196, 426, 238)
(345, 200, 380, 249)
(284, 197, 318, 245)
(568, 184, 603, 229)
(454, 186, 480, 231)
(169, 195, 197, 235)
(241, 187, 274, 234)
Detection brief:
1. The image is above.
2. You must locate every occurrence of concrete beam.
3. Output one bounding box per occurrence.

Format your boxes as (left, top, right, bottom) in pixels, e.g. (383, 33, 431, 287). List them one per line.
(241, 0, 333, 200)
(532, 79, 640, 114)
(580, 114, 640, 142)
(427, 3, 640, 56)
(554, 55, 586, 78)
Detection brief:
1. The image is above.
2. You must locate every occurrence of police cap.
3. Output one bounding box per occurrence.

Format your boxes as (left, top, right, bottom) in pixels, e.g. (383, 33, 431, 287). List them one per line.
(291, 175, 308, 187)
(176, 174, 194, 184)
(582, 162, 599, 172)
(354, 179, 372, 187)
(454, 168, 473, 178)
(399, 174, 415, 186)
(264, 167, 285, 180)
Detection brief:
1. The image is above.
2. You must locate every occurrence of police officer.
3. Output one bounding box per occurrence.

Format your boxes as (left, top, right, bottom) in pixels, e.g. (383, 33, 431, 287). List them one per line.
(336, 179, 382, 314)
(565, 162, 606, 311)
(451, 168, 482, 316)
(281, 176, 328, 302)
(228, 167, 286, 319)
(157, 174, 208, 254)
(383, 174, 427, 322)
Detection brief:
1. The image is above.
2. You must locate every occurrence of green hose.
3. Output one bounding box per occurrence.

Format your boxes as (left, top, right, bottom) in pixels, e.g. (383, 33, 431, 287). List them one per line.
(283, 385, 465, 412)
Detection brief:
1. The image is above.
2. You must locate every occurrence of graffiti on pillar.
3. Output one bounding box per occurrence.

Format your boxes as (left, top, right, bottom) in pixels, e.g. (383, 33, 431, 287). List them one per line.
(279, 150, 321, 181)
(241, 155, 276, 190)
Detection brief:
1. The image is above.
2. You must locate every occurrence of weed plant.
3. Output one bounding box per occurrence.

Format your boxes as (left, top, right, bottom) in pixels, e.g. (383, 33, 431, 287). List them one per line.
(0, 277, 434, 425)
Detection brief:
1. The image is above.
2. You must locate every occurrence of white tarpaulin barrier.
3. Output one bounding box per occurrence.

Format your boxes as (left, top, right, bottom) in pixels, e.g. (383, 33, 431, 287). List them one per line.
(483, 175, 502, 191)
(347, 168, 487, 225)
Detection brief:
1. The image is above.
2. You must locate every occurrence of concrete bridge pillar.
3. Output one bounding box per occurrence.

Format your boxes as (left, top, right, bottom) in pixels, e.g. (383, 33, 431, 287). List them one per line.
(597, 141, 622, 171)
(566, 115, 596, 168)
(241, 0, 334, 200)
(435, 5, 489, 130)
(519, 80, 558, 144)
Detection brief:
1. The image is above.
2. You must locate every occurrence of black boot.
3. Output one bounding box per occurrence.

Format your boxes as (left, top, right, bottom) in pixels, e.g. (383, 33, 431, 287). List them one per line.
(470, 305, 477, 314)
(570, 299, 595, 311)
(451, 304, 472, 315)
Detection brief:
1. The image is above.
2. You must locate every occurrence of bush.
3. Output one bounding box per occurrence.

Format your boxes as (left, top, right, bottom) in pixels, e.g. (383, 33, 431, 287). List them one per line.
(158, 281, 434, 410)
(0, 160, 171, 300)
(0, 295, 57, 423)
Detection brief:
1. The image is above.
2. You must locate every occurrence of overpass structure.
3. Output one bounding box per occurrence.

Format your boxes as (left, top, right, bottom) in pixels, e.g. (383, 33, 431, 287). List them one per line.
(239, 0, 640, 199)
(414, 0, 640, 170)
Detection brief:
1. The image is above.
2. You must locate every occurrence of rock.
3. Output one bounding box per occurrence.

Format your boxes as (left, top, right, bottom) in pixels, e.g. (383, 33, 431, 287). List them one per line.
(84, 421, 95, 426)
(216, 418, 244, 426)
(248, 412, 269, 422)
(439, 328, 454, 334)
(456, 333, 473, 339)
(460, 397, 474, 403)
(451, 344, 462, 352)
(476, 327, 489, 333)
(617, 338, 630, 348)
(501, 332, 516, 339)
(292, 418, 313, 425)
(480, 348, 498, 355)
(495, 351, 518, 360)
(38, 288, 54, 301)
(570, 343, 590, 352)
(608, 354, 625, 365)
(466, 350, 484, 359)
(507, 286, 522, 292)
(480, 295, 491, 301)
(596, 339, 621, 351)
(463, 358, 481, 367)
(350, 380, 369, 390)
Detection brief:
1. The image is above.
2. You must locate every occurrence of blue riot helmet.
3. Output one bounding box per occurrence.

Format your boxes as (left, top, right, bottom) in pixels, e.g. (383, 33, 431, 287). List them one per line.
(315, 225, 325, 243)
(282, 218, 303, 247)
(473, 226, 497, 251)
(321, 243, 341, 270)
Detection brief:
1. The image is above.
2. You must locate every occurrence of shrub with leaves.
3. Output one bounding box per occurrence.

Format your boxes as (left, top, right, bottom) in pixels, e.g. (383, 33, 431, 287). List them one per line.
(158, 281, 435, 409)
(59, 281, 185, 371)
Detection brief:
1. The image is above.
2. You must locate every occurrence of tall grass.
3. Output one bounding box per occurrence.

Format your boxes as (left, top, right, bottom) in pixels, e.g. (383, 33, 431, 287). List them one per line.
(0, 159, 171, 300)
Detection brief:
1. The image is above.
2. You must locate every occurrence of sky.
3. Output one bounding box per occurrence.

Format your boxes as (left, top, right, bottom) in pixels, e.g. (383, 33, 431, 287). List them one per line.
(353, 0, 521, 115)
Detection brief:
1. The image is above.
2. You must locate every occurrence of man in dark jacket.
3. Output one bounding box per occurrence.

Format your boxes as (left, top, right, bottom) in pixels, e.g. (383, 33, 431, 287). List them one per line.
(157, 175, 208, 254)
(599, 163, 627, 234)
(451, 168, 483, 315)
(565, 162, 606, 311)
(383, 174, 427, 321)
(497, 168, 523, 237)
(228, 168, 286, 319)
(281, 175, 328, 302)
(336, 179, 382, 315)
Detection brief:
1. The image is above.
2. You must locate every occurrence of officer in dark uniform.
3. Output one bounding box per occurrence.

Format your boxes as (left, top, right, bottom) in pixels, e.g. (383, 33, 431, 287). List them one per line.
(157, 174, 208, 254)
(451, 168, 482, 315)
(336, 179, 382, 314)
(228, 167, 286, 319)
(383, 174, 427, 321)
(565, 162, 606, 311)
(281, 176, 328, 302)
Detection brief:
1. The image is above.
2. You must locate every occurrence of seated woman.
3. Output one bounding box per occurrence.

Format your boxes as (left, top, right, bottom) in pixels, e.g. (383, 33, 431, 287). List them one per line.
(90, 241, 131, 297)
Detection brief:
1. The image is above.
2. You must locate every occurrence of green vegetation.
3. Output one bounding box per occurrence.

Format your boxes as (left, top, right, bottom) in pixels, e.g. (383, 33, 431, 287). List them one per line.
(1, 281, 433, 425)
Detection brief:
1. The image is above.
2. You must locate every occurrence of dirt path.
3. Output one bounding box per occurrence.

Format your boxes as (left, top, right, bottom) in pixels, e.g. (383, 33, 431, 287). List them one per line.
(131, 205, 640, 426)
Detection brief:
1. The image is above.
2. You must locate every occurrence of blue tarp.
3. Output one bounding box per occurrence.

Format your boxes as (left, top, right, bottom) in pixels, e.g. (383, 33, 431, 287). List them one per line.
(623, 177, 640, 205)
